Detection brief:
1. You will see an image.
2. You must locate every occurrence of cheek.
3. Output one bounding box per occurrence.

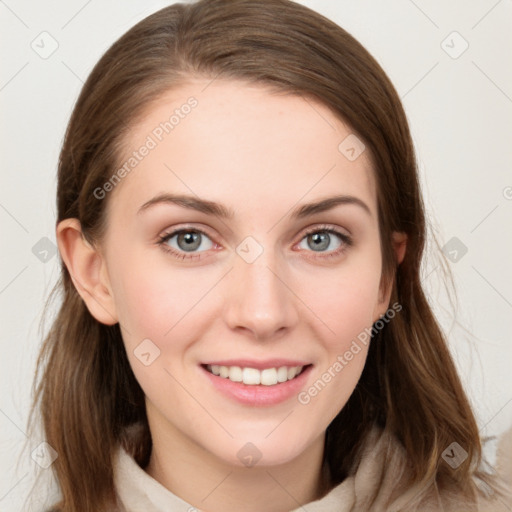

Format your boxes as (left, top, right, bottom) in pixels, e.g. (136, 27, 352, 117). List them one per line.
(110, 264, 172, 341)
(109, 254, 188, 337)
(108, 255, 212, 400)
(108, 251, 220, 349)
(295, 255, 382, 350)
(294, 270, 380, 422)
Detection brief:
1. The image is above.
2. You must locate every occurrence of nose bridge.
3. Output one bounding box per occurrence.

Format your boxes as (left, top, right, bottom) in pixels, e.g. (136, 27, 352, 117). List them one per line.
(224, 242, 299, 339)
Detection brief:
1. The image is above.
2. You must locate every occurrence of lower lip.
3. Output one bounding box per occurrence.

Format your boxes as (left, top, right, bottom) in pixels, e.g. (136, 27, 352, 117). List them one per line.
(201, 365, 313, 406)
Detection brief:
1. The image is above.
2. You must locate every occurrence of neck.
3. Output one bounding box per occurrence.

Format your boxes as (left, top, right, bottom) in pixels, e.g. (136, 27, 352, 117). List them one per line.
(144, 408, 330, 512)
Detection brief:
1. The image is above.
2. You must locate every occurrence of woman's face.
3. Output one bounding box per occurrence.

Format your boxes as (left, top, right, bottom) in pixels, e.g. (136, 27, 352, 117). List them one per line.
(94, 79, 395, 467)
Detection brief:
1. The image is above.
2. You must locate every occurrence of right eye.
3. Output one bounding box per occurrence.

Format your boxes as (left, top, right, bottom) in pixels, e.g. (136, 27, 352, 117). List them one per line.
(158, 228, 217, 259)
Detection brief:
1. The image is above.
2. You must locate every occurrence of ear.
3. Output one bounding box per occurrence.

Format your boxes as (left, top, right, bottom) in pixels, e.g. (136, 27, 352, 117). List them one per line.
(374, 231, 407, 320)
(56, 218, 118, 325)
(392, 231, 407, 266)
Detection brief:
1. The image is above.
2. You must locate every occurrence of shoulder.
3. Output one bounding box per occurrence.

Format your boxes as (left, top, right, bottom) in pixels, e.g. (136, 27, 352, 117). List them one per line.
(350, 426, 512, 511)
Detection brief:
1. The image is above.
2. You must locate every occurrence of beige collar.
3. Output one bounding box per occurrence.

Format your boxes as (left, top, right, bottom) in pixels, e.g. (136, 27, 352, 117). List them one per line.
(113, 444, 357, 511)
(113, 427, 504, 511)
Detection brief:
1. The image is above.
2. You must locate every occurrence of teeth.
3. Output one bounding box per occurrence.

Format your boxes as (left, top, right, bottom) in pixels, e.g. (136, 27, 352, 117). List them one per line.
(277, 366, 288, 383)
(243, 367, 260, 385)
(261, 368, 277, 386)
(287, 367, 297, 379)
(228, 366, 243, 382)
(206, 364, 304, 385)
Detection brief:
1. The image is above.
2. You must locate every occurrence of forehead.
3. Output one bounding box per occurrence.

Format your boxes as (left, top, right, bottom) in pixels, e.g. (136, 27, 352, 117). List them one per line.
(108, 78, 377, 220)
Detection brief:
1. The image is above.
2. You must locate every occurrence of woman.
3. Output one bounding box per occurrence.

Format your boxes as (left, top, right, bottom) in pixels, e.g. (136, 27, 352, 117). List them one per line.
(28, 0, 510, 510)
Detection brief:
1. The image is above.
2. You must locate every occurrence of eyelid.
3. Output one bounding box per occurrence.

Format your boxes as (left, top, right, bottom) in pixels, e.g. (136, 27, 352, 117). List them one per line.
(157, 223, 349, 244)
(157, 223, 219, 244)
(293, 223, 351, 248)
(298, 223, 351, 239)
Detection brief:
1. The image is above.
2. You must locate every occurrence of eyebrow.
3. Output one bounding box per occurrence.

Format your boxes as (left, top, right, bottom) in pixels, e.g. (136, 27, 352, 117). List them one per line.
(137, 193, 372, 219)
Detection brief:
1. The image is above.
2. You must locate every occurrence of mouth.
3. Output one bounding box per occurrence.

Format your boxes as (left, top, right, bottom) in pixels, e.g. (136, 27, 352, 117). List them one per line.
(203, 363, 310, 386)
(200, 361, 313, 406)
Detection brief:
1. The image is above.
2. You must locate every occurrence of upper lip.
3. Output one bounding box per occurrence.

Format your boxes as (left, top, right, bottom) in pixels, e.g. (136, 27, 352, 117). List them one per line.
(201, 359, 311, 370)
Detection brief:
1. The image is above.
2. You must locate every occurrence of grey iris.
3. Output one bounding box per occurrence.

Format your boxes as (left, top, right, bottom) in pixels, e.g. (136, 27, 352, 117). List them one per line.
(177, 232, 202, 251)
(308, 232, 330, 251)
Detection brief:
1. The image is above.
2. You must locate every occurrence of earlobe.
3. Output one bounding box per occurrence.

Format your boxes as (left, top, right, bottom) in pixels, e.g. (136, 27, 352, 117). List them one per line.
(56, 218, 118, 325)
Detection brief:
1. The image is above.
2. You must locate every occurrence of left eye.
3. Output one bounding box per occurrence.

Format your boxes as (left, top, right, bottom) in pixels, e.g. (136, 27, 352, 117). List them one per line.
(297, 230, 345, 252)
(163, 230, 214, 253)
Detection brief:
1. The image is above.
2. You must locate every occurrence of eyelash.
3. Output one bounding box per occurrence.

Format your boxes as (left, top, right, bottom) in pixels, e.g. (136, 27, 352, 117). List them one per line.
(156, 224, 353, 261)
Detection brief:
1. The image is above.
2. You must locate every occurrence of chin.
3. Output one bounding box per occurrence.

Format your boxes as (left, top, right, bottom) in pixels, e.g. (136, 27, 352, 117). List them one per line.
(207, 431, 317, 469)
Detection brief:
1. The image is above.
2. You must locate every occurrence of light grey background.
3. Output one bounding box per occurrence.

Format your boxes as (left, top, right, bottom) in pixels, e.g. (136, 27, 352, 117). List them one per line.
(1, 0, 511, 510)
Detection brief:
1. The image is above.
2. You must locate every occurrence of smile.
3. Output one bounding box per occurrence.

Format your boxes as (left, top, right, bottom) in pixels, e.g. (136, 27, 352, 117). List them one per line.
(205, 364, 306, 386)
(200, 359, 313, 406)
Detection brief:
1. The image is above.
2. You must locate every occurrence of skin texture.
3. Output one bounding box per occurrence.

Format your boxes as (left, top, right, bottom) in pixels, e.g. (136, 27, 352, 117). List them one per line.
(57, 79, 406, 512)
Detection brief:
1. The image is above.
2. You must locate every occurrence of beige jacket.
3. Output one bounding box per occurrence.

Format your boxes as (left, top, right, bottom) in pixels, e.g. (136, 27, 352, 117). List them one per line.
(114, 427, 512, 511)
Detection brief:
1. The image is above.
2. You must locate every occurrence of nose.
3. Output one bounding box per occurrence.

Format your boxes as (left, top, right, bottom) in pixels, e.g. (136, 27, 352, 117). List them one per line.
(223, 250, 299, 341)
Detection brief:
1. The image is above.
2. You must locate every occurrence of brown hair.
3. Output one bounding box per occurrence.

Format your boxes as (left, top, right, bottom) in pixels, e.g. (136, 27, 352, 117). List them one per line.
(28, 0, 496, 510)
